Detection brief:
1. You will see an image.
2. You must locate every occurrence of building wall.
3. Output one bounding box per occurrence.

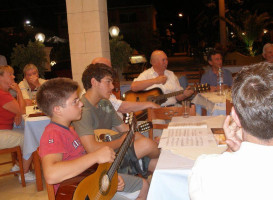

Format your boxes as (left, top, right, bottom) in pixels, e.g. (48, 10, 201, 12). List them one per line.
(66, 0, 110, 89)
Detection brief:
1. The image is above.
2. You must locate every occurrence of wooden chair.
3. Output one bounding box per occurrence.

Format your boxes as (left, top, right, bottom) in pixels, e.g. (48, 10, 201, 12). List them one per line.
(226, 99, 233, 115)
(0, 146, 26, 187)
(35, 149, 55, 200)
(147, 105, 196, 139)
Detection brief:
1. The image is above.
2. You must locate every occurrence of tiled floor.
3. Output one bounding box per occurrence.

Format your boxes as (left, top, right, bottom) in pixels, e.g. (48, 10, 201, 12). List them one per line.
(0, 153, 48, 200)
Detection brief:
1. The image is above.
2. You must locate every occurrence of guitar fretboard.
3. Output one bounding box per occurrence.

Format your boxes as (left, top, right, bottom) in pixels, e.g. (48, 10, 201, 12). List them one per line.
(156, 90, 185, 100)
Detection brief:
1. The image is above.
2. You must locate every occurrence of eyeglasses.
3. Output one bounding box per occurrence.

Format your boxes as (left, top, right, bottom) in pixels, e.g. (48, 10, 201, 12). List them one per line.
(71, 98, 81, 106)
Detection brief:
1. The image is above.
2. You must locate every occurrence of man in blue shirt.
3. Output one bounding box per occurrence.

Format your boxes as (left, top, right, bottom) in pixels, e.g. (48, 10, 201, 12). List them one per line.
(201, 50, 232, 91)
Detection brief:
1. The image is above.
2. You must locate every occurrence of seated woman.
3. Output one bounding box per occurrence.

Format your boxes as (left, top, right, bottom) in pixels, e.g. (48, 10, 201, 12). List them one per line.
(0, 65, 35, 182)
(19, 64, 46, 106)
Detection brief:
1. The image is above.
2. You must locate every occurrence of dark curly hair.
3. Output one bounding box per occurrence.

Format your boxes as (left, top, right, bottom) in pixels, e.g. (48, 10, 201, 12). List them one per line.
(82, 63, 114, 91)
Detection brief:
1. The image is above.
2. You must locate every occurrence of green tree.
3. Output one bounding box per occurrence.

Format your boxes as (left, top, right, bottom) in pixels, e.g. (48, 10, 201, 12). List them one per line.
(11, 41, 47, 81)
(222, 10, 273, 56)
(110, 36, 133, 80)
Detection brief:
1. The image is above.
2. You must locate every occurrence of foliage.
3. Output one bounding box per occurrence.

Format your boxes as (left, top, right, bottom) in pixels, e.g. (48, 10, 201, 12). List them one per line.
(11, 41, 47, 81)
(110, 36, 133, 80)
(221, 10, 273, 56)
(50, 43, 71, 64)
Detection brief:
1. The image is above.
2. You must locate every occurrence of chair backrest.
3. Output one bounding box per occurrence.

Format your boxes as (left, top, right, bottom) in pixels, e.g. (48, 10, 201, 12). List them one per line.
(35, 148, 55, 200)
(226, 99, 233, 115)
(147, 105, 196, 139)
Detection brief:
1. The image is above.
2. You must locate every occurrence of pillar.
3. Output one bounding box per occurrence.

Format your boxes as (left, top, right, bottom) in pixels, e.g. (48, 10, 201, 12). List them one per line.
(66, 0, 110, 88)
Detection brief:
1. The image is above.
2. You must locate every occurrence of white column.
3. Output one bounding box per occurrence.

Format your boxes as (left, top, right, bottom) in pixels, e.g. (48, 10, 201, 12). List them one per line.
(66, 0, 110, 88)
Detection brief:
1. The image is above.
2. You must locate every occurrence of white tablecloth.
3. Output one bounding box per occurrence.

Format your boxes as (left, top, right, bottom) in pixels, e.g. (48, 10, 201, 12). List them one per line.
(192, 92, 226, 116)
(147, 116, 227, 200)
(23, 115, 50, 160)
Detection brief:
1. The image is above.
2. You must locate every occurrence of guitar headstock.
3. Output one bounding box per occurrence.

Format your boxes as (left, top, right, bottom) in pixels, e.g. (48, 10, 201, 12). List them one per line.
(137, 121, 153, 134)
(124, 112, 137, 132)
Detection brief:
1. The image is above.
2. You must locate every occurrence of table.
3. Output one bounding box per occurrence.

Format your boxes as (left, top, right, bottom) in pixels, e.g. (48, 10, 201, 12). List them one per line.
(192, 92, 227, 116)
(147, 116, 227, 200)
(23, 107, 50, 191)
(23, 115, 50, 160)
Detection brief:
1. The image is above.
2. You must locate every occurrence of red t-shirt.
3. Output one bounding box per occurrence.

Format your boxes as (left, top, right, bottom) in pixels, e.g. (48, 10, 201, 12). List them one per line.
(39, 122, 86, 193)
(0, 90, 16, 129)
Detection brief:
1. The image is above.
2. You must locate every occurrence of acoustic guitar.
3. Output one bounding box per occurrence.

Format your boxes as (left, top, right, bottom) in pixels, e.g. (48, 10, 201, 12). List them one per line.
(124, 84, 209, 120)
(56, 114, 151, 200)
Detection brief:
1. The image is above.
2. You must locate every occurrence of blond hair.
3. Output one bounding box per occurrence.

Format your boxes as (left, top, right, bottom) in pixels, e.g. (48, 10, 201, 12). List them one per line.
(0, 65, 14, 76)
(23, 64, 38, 76)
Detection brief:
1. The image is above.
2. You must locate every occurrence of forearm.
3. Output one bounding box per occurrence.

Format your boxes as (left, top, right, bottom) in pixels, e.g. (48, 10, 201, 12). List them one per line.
(81, 135, 124, 153)
(16, 90, 26, 114)
(42, 153, 100, 184)
(176, 93, 188, 101)
(118, 101, 156, 113)
(131, 79, 157, 91)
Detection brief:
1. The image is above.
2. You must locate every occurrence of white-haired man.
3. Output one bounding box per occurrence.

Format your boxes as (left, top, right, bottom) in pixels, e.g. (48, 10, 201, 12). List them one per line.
(131, 50, 194, 106)
(262, 43, 273, 63)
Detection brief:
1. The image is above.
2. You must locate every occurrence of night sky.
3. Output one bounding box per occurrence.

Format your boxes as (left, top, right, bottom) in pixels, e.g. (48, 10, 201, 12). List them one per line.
(1, 0, 273, 35)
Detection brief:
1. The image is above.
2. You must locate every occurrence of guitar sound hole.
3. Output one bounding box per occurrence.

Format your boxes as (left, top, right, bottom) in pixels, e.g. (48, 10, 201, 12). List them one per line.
(85, 195, 90, 200)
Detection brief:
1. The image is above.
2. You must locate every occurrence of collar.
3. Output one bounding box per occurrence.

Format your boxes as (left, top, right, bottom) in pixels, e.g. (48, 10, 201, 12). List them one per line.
(50, 121, 69, 130)
(151, 66, 167, 76)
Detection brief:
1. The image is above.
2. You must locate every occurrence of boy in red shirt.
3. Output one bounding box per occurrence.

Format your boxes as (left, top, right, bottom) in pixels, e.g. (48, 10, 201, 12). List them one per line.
(37, 78, 148, 199)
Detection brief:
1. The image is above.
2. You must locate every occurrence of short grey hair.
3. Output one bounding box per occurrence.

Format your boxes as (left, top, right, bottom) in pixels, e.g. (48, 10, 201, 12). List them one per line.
(262, 43, 273, 55)
(23, 64, 38, 76)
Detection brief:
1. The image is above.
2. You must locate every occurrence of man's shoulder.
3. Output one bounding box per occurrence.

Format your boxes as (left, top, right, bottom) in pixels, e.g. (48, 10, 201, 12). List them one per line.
(194, 152, 234, 170)
(223, 68, 232, 75)
(18, 79, 28, 88)
(98, 99, 115, 109)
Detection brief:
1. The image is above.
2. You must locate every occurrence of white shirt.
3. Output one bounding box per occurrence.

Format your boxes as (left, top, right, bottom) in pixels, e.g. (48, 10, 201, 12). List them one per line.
(19, 78, 46, 100)
(109, 94, 122, 111)
(133, 67, 183, 106)
(189, 142, 273, 200)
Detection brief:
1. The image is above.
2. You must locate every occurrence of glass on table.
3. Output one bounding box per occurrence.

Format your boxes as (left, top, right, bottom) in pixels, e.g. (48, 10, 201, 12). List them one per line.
(182, 100, 190, 118)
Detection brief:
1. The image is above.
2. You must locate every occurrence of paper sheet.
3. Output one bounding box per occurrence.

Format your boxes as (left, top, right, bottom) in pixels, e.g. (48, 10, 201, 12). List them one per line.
(168, 121, 207, 129)
(159, 128, 217, 148)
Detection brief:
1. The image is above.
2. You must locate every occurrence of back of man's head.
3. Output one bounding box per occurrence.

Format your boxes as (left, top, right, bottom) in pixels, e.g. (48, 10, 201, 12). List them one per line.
(82, 63, 114, 91)
(232, 62, 273, 140)
(37, 78, 78, 117)
(91, 57, 111, 67)
(263, 43, 273, 55)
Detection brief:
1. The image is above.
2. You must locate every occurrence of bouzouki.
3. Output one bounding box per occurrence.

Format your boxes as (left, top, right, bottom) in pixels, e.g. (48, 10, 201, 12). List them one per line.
(94, 121, 152, 142)
(56, 113, 151, 200)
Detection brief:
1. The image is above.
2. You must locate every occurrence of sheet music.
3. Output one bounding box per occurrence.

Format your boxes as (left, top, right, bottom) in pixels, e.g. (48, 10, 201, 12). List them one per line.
(159, 128, 217, 149)
(168, 121, 207, 129)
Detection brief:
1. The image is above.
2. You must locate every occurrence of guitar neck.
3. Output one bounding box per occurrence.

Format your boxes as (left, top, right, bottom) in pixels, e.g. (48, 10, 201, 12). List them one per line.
(156, 89, 184, 100)
(107, 127, 134, 180)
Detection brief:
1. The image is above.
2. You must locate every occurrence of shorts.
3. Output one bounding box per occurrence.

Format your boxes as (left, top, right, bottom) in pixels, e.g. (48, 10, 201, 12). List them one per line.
(112, 173, 142, 200)
(0, 128, 24, 150)
(118, 142, 151, 178)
